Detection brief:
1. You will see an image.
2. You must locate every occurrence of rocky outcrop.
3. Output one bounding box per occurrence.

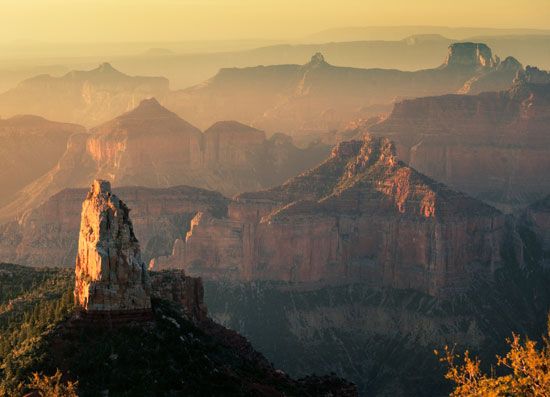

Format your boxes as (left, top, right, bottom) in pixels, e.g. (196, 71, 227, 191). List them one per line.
(150, 270, 207, 322)
(74, 180, 151, 312)
(0, 185, 228, 268)
(0, 63, 170, 127)
(0, 99, 329, 222)
(443, 42, 496, 68)
(152, 136, 505, 296)
(368, 70, 550, 209)
(0, 115, 85, 206)
(166, 43, 520, 136)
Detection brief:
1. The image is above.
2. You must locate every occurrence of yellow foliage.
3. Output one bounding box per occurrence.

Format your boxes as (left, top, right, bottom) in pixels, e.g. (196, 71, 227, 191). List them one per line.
(26, 370, 78, 397)
(438, 317, 550, 396)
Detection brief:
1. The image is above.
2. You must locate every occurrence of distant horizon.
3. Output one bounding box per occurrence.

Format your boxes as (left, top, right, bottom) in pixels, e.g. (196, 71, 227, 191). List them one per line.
(1, 24, 550, 46)
(1, 0, 549, 45)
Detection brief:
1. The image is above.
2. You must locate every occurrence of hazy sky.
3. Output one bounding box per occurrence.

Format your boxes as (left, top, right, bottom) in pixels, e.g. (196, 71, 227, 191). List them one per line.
(1, 0, 549, 43)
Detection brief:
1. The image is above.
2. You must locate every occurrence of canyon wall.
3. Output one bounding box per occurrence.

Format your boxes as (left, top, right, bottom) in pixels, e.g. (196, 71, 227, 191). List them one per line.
(368, 68, 550, 210)
(152, 136, 506, 296)
(0, 185, 228, 268)
(0, 98, 329, 223)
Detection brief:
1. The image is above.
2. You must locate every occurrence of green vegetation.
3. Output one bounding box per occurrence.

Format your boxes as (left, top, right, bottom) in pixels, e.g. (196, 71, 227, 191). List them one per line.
(0, 263, 74, 395)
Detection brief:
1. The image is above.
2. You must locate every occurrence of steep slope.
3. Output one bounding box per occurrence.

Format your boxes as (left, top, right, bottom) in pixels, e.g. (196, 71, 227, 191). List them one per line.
(152, 136, 505, 296)
(0, 115, 85, 206)
(0, 99, 329, 222)
(166, 43, 521, 135)
(368, 66, 550, 209)
(0, 63, 170, 127)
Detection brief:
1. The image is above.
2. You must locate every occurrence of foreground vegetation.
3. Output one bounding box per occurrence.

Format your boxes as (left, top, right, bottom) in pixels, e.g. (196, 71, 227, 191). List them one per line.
(439, 316, 550, 396)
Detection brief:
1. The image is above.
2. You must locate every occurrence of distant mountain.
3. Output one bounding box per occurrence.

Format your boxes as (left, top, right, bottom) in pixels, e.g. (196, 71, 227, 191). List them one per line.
(368, 65, 550, 209)
(165, 42, 522, 136)
(0, 63, 169, 127)
(305, 26, 550, 42)
(0, 99, 329, 222)
(0, 115, 85, 206)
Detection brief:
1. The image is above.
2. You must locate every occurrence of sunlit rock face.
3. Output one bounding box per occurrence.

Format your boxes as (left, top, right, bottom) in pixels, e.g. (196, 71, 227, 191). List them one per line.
(152, 136, 505, 296)
(74, 179, 151, 312)
(0, 185, 229, 268)
(368, 68, 550, 210)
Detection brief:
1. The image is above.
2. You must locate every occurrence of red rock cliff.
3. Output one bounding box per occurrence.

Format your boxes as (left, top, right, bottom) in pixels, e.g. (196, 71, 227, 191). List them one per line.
(152, 136, 505, 296)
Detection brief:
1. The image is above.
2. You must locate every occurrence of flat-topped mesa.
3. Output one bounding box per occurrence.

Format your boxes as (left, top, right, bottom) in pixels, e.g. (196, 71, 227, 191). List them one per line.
(443, 42, 496, 68)
(74, 179, 152, 317)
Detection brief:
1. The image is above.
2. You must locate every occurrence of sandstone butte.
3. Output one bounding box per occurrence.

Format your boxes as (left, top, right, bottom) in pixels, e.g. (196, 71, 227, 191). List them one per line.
(367, 66, 550, 209)
(151, 136, 506, 296)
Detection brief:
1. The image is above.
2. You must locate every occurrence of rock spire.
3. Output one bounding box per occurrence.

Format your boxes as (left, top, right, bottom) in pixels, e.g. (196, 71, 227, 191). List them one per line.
(74, 179, 152, 313)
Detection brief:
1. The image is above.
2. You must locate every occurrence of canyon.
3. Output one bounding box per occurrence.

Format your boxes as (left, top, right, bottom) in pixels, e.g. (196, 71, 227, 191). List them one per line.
(0, 184, 228, 268)
(367, 66, 550, 209)
(0, 115, 85, 206)
(0, 63, 169, 127)
(167, 42, 522, 136)
(0, 43, 522, 139)
(0, 98, 329, 222)
(152, 136, 506, 296)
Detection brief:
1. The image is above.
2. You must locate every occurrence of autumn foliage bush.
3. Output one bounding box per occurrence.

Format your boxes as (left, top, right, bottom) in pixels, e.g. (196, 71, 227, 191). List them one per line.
(438, 317, 550, 396)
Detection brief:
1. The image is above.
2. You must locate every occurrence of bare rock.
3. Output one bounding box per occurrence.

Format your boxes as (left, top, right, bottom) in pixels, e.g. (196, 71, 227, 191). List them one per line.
(74, 179, 151, 312)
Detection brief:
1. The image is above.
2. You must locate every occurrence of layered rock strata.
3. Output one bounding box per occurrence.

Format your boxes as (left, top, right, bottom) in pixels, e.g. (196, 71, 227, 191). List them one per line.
(0, 98, 329, 222)
(74, 180, 151, 313)
(152, 136, 505, 296)
(368, 67, 550, 209)
(167, 43, 520, 135)
(0, 185, 228, 268)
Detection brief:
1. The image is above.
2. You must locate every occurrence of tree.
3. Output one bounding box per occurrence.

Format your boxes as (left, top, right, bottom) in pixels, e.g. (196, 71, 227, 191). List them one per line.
(437, 317, 550, 396)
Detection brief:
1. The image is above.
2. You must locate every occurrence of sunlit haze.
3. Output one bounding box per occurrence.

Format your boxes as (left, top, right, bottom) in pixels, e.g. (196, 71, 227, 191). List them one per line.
(1, 0, 549, 43)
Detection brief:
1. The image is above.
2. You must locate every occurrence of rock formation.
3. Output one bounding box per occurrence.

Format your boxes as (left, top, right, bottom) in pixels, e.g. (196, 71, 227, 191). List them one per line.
(152, 136, 505, 296)
(150, 270, 207, 323)
(0, 185, 228, 268)
(165, 43, 520, 136)
(0, 99, 329, 222)
(0, 115, 85, 206)
(367, 66, 550, 209)
(0, 63, 170, 127)
(74, 180, 151, 313)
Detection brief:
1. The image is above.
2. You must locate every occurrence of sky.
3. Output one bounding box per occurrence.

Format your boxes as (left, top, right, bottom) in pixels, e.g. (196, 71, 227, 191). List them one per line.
(0, 0, 549, 43)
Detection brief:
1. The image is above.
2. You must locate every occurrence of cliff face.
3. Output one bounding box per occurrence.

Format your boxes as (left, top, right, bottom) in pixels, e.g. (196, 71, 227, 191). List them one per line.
(166, 43, 520, 136)
(0, 63, 170, 127)
(521, 195, 550, 268)
(368, 69, 550, 209)
(0, 185, 228, 268)
(0, 99, 329, 222)
(152, 136, 505, 296)
(0, 116, 85, 206)
(74, 180, 151, 312)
